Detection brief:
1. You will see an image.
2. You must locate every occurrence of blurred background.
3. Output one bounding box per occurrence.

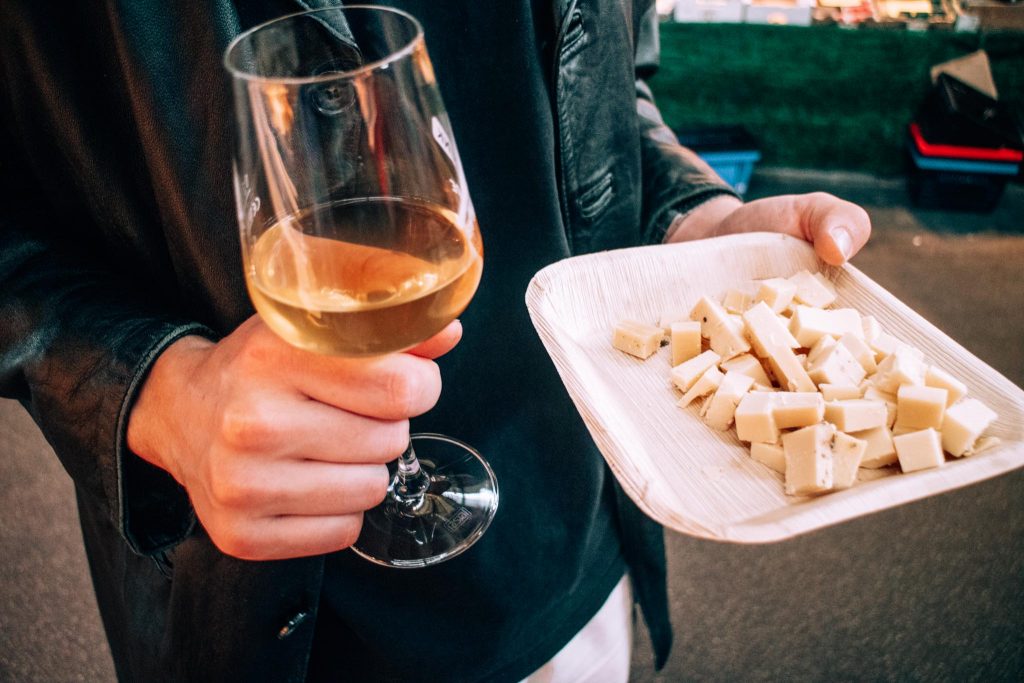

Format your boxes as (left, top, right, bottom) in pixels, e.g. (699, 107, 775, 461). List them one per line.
(3, 8, 1023, 682)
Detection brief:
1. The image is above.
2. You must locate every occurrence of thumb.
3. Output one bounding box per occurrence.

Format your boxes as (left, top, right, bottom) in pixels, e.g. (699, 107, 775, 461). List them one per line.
(406, 319, 463, 360)
(797, 193, 872, 266)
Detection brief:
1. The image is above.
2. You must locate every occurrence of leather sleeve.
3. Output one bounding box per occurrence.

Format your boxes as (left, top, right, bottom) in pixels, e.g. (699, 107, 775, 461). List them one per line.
(633, 2, 740, 244)
(0, 113, 210, 557)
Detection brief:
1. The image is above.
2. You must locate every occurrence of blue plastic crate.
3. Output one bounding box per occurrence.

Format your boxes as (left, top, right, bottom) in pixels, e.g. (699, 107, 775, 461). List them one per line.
(698, 150, 762, 196)
(673, 126, 761, 196)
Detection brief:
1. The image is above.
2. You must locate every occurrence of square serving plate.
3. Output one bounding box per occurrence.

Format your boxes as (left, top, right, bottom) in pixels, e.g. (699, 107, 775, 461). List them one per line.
(525, 232, 1024, 543)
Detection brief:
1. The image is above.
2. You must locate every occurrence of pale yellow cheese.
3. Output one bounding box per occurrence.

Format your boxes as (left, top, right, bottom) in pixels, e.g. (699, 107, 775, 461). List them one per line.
(669, 350, 722, 392)
(612, 320, 662, 359)
(772, 391, 825, 429)
(783, 423, 836, 495)
(700, 371, 755, 431)
(872, 347, 926, 393)
(689, 296, 750, 360)
(819, 383, 863, 401)
(924, 365, 967, 407)
(677, 366, 724, 409)
(894, 384, 948, 431)
(893, 428, 945, 473)
(806, 335, 837, 366)
(789, 306, 863, 347)
(722, 289, 754, 314)
(852, 425, 897, 468)
(941, 398, 997, 457)
(861, 314, 882, 343)
(734, 392, 780, 443)
(670, 321, 702, 367)
(742, 301, 800, 358)
(788, 269, 837, 308)
(806, 341, 866, 387)
(862, 385, 898, 428)
(750, 442, 786, 474)
(720, 353, 772, 387)
(839, 332, 878, 374)
(755, 277, 797, 313)
(831, 432, 867, 489)
(658, 310, 689, 339)
(763, 344, 817, 393)
(870, 332, 912, 361)
(824, 399, 888, 432)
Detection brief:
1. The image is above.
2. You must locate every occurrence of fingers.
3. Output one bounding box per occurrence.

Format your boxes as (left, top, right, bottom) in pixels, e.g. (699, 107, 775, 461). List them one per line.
(406, 319, 463, 359)
(209, 512, 366, 561)
(795, 193, 872, 266)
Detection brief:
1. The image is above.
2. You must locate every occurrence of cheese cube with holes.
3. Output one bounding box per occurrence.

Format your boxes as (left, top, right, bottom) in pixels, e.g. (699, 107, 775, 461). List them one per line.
(670, 321, 702, 367)
(735, 392, 780, 443)
(721, 353, 772, 388)
(742, 301, 800, 358)
(689, 296, 750, 360)
(819, 383, 863, 401)
(925, 366, 967, 407)
(894, 428, 945, 473)
(941, 398, 998, 457)
(755, 278, 797, 313)
(751, 442, 786, 474)
(772, 392, 825, 429)
(789, 306, 863, 347)
(788, 270, 837, 308)
(783, 423, 836, 495)
(612, 320, 663, 359)
(670, 350, 721, 392)
(806, 341, 866, 387)
(895, 385, 948, 431)
(872, 347, 926, 393)
(700, 371, 755, 431)
(831, 432, 867, 489)
(825, 399, 888, 433)
(852, 425, 898, 468)
(677, 366, 724, 409)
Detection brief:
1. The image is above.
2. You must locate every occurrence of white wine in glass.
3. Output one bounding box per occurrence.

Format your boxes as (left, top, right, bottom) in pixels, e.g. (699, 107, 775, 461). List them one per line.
(225, 6, 497, 567)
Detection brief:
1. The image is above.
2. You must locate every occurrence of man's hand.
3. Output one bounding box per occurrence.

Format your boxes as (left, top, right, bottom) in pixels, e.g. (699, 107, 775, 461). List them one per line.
(665, 193, 871, 265)
(126, 316, 461, 561)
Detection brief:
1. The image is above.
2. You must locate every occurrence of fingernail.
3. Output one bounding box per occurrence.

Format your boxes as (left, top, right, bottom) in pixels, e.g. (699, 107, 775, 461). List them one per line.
(829, 225, 852, 262)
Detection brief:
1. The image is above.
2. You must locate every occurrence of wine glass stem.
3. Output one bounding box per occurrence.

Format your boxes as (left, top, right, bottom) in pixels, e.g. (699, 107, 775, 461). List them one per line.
(391, 442, 430, 514)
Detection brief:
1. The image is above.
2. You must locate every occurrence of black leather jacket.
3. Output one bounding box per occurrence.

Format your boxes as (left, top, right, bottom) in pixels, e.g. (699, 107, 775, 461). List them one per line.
(1, 1, 734, 680)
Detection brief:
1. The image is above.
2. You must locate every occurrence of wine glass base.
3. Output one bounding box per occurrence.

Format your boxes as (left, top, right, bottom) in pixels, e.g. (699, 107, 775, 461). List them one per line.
(351, 433, 498, 568)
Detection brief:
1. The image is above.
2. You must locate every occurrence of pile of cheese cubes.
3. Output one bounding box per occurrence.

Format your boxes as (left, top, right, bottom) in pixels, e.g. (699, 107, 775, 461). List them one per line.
(611, 269, 999, 496)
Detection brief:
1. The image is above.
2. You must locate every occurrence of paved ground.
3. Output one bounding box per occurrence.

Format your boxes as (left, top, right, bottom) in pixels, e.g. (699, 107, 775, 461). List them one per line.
(2, 170, 1022, 682)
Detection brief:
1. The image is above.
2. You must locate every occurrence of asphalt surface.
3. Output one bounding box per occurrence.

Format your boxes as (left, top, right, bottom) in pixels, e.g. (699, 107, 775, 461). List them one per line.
(2, 170, 1022, 682)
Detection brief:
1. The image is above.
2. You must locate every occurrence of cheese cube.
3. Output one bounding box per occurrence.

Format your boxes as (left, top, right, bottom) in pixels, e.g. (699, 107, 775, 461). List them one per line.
(783, 423, 836, 495)
(720, 353, 772, 388)
(870, 332, 912, 361)
(772, 392, 825, 429)
(895, 384, 948, 431)
(852, 425, 897, 468)
(669, 350, 722, 392)
(677, 366, 724, 409)
(750, 442, 786, 474)
(924, 366, 967, 407)
(742, 301, 800, 358)
(819, 383, 863, 401)
(700, 371, 755, 431)
(806, 335, 837, 365)
(861, 315, 882, 343)
(612, 320, 662, 359)
(670, 321, 702, 367)
(722, 289, 753, 314)
(690, 296, 750, 360)
(735, 392, 780, 443)
(788, 270, 837, 308)
(806, 342, 866, 387)
(862, 385, 897, 428)
(839, 332, 878, 374)
(872, 347, 926, 393)
(831, 432, 867, 489)
(755, 278, 797, 313)
(893, 428, 945, 473)
(825, 399, 888, 432)
(941, 398, 998, 457)
(658, 310, 688, 339)
(789, 306, 863, 347)
(763, 344, 816, 393)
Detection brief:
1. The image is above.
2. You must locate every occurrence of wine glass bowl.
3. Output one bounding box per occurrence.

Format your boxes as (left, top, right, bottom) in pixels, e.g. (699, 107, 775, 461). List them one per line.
(226, 6, 496, 567)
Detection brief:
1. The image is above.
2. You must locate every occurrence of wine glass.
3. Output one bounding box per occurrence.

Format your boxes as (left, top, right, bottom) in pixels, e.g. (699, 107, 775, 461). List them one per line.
(224, 6, 497, 568)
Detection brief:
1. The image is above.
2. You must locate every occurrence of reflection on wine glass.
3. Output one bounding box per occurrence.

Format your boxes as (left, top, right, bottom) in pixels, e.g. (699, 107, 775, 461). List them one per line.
(225, 5, 497, 568)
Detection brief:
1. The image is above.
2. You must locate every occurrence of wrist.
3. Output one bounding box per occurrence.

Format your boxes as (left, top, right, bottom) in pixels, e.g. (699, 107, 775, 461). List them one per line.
(663, 194, 743, 244)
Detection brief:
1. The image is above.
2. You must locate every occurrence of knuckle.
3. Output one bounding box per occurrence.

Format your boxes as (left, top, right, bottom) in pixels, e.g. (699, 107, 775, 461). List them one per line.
(219, 403, 277, 450)
(208, 463, 260, 510)
(210, 523, 262, 560)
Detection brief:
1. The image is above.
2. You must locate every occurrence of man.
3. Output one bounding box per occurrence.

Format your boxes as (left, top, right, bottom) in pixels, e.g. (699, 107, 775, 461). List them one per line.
(0, 1, 869, 681)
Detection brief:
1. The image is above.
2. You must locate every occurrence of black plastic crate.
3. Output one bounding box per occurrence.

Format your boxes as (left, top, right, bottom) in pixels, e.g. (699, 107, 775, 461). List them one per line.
(916, 73, 1024, 151)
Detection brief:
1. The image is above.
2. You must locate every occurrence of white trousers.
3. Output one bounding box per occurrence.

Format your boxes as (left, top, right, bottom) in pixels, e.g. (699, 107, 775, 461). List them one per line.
(520, 575, 633, 683)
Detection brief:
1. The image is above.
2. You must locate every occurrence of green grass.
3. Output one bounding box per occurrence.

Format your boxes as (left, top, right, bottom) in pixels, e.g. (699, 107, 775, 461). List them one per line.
(652, 24, 1024, 175)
